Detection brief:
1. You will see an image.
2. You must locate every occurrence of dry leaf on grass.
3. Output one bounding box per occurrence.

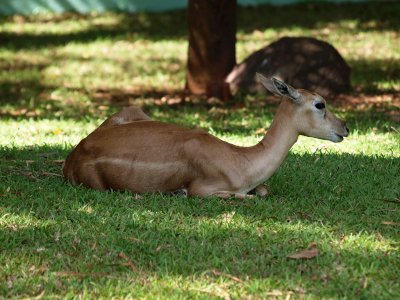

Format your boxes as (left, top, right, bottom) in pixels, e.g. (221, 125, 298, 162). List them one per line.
(265, 290, 284, 296)
(382, 221, 400, 226)
(55, 271, 107, 277)
(30, 289, 45, 300)
(255, 127, 267, 135)
(287, 243, 319, 259)
(2, 190, 22, 197)
(192, 286, 231, 300)
(41, 171, 63, 177)
(29, 264, 49, 275)
(379, 198, 400, 205)
(129, 236, 142, 243)
(210, 269, 243, 283)
(118, 252, 141, 273)
(156, 244, 171, 252)
(51, 159, 65, 164)
(265, 290, 294, 299)
(133, 194, 143, 200)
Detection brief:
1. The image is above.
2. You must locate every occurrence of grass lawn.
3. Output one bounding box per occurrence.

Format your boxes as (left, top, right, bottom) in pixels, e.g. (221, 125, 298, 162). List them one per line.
(1, 2, 399, 299)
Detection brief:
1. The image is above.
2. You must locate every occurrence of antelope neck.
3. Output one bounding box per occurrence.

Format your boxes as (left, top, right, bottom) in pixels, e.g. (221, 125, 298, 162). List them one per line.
(242, 100, 299, 188)
(260, 100, 299, 153)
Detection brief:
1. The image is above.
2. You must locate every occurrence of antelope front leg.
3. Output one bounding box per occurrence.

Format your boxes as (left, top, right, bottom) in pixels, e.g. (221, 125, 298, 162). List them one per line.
(212, 185, 269, 199)
(212, 192, 255, 199)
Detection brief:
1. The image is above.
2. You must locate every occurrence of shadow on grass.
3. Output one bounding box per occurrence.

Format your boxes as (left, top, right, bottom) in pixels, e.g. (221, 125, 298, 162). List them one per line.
(238, 2, 400, 33)
(0, 2, 399, 128)
(1, 146, 399, 238)
(0, 10, 188, 51)
(4, 144, 399, 231)
(1, 2, 399, 51)
(0, 42, 398, 124)
(0, 55, 398, 137)
(1, 147, 399, 297)
(349, 58, 400, 94)
(1, 144, 399, 297)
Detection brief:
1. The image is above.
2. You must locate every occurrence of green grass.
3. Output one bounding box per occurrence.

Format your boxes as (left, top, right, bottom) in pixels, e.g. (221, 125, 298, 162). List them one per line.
(1, 2, 400, 299)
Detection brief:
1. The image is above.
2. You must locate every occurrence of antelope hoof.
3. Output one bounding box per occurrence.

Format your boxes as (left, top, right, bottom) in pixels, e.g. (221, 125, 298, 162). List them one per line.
(168, 189, 188, 197)
(212, 192, 255, 199)
(235, 193, 254, 199)
(254, 185, 270, 197)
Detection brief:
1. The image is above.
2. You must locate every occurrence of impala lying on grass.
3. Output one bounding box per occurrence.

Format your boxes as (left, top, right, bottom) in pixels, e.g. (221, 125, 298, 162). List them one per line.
(63, 74, 349, 198)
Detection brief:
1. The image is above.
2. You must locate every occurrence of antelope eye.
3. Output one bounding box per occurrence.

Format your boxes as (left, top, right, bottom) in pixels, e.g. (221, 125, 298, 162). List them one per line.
(315, 102, 325, 109)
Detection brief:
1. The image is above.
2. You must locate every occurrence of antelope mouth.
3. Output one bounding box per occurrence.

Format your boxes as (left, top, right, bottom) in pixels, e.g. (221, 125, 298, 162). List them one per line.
(333, 133, 345, 142)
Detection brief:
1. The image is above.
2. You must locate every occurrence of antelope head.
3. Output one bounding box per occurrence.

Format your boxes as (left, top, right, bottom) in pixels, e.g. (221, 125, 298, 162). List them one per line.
(257, 73, 349, 142)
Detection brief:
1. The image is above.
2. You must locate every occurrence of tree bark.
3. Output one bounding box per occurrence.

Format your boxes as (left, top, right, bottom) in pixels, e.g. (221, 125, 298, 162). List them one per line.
(186, 0, 236, 101)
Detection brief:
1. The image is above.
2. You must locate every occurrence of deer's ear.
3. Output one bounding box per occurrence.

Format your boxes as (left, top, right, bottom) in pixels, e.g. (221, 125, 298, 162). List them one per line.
(256, 73, 300, 102)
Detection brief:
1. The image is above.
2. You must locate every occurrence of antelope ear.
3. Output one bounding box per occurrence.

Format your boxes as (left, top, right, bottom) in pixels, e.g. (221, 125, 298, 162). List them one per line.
(256, 73, 300, 102)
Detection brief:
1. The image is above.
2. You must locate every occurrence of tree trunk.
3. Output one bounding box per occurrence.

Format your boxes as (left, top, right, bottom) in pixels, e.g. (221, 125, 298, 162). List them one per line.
(186, 0, 236, 101)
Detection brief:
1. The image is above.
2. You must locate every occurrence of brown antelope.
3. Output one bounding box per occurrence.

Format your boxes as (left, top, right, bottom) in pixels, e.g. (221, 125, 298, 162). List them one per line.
(63, 74, 349, 198)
